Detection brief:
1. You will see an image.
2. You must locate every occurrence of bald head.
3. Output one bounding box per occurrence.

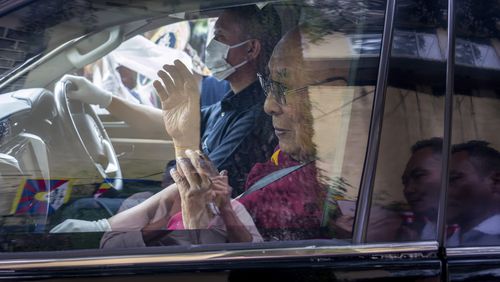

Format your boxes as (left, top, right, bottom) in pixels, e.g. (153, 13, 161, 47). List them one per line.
(269, 27, 348, 90)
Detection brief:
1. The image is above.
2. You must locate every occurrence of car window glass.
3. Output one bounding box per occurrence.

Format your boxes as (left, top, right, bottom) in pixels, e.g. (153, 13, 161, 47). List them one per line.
(446, 0, 500, 248)
(366, 0, 448, 243)
(0, 1, 385, 253)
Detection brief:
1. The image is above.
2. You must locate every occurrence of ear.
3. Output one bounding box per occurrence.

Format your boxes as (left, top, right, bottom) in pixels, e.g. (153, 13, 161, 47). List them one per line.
(489, 170, 500, 196)
(246, 39, 261, 60)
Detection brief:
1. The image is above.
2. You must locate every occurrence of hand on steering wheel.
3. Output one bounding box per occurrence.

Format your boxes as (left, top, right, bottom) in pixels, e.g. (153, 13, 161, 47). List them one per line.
(54, 78, 122, 190)
(60, 74, 113, 108)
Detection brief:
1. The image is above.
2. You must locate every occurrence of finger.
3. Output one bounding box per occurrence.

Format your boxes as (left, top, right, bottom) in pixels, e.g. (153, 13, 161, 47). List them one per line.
(163, 64, 184, 92)
(185, 149, 202, 173)
(198, 150, 219, 176)
(177, 157, 202, 189)
(219, 170, 228, 176)
(186, 149, 218, 177)
(174, 59, 196, 85)
(210, 185, 228, 193)
(185, 150, 214, 189)
(210, 175, 228, 186)
(209, 177, 231, 194)
(210, 182, 231, 194)
(210, 175, 228, 185)
(174, 60, 199, 99)
(157, 70, 176, 96)
(170, 168, 188, 192)
(153, 80, 168, 102)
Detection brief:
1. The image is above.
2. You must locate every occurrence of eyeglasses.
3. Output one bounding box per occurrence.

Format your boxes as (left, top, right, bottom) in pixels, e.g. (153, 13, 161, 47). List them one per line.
(257, 73, 348, 105)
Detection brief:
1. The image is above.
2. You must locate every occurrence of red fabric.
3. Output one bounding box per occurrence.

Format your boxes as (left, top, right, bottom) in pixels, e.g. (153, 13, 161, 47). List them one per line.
(166, 149, 326, 240)
(166, 211, 183, 230)
(238, 151, 325, 239)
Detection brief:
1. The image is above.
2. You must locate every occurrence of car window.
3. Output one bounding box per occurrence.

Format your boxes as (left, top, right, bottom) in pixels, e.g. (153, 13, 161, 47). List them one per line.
(366, 0, 448, 243)
(0, 0, 386, 255)
(446, 0, 500, 248)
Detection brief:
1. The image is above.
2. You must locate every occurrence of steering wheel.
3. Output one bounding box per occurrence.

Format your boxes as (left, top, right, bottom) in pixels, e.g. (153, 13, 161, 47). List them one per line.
(54, 79, 122, 190)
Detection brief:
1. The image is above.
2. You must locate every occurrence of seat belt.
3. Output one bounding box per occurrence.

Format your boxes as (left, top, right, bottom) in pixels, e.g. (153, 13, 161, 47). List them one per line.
(236, 162, 310, 199)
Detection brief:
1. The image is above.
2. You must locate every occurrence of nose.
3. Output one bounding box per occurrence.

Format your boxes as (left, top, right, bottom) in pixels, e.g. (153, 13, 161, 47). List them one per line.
(403, 180, 416, 196)
(263, 94, 283, 116)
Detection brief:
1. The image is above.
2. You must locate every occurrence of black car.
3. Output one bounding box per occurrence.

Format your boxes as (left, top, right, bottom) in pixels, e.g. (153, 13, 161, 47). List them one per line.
(0, 0, 499, 281)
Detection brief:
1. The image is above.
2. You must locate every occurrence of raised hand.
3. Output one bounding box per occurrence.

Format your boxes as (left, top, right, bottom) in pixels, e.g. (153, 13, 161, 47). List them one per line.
(153, 60, 200, 157)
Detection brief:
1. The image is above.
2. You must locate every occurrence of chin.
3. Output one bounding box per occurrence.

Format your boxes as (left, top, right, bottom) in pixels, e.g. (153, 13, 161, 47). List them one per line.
(280, 144, 315, 162)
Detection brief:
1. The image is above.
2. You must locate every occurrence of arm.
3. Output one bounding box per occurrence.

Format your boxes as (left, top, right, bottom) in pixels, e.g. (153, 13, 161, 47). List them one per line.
(107, 96, 167, 139)
(107, 183, 179, 231)
(61, 74, 168, 139)
(62, 58, 203, 145)
(100, 183, 180, 249)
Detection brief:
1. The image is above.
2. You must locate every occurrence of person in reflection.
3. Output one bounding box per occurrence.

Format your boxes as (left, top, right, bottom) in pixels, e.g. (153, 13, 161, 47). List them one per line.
(447, 140, 500, 246)
(398, 137, 443, 241)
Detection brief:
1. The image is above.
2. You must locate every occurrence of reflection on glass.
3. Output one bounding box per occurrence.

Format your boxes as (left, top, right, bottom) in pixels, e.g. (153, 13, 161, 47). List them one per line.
(366, 0, 448, 243)
(448, 0, 500, 247)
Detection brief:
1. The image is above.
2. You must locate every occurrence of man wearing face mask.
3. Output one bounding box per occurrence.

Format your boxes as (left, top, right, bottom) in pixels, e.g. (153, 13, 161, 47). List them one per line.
(158, 5, 281, 194)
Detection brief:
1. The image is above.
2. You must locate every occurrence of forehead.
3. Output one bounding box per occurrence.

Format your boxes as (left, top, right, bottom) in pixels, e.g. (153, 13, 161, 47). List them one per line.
(269, 30, 350, 82)
(269, 30, 304, 79)
(214, 11, 241, 35)
(451, 151, 474, 170)
(406, 148, 441, 169)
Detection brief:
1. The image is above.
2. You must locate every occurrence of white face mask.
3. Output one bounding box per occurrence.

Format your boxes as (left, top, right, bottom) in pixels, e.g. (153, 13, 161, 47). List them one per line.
(205, 38, 250, 81)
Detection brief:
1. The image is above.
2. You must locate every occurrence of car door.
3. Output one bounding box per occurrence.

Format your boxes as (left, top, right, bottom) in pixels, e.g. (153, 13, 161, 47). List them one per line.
(0, 0, 464, 281)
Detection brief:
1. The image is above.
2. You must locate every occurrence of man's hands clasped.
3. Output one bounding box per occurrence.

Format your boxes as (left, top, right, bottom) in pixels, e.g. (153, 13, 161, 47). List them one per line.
(170, 150, 233, 229)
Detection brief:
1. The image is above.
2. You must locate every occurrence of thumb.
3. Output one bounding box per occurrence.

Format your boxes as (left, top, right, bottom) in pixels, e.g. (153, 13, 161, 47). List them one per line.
(219, 170, 228, 176)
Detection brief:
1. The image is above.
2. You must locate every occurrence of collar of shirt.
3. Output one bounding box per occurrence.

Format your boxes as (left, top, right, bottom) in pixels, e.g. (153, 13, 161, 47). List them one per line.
(421, 219, 436, 240)
(471, 213, 500, 235)
(220, 80, 265, 112)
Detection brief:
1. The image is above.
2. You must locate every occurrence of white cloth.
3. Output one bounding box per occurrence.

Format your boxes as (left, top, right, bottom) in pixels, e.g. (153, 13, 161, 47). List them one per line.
(50, 219, 111, 233)
(110, 35, 193, 81)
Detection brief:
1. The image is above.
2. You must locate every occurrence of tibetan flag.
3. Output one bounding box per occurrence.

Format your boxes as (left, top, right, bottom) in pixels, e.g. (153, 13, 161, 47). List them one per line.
(94, 181, 112, 198)
(10, 179, 72, 215)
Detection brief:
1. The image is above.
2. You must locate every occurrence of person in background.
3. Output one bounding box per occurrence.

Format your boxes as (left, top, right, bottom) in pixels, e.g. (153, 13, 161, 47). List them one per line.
(398, 137, 443, 241)
(447, 140, 500, 246)
(62, 5, 281, 195)
(183, 43, 230, 107)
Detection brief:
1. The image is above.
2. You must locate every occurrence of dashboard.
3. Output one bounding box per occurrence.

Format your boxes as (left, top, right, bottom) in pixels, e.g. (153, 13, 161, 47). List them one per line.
(0, 89, 64, 216)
